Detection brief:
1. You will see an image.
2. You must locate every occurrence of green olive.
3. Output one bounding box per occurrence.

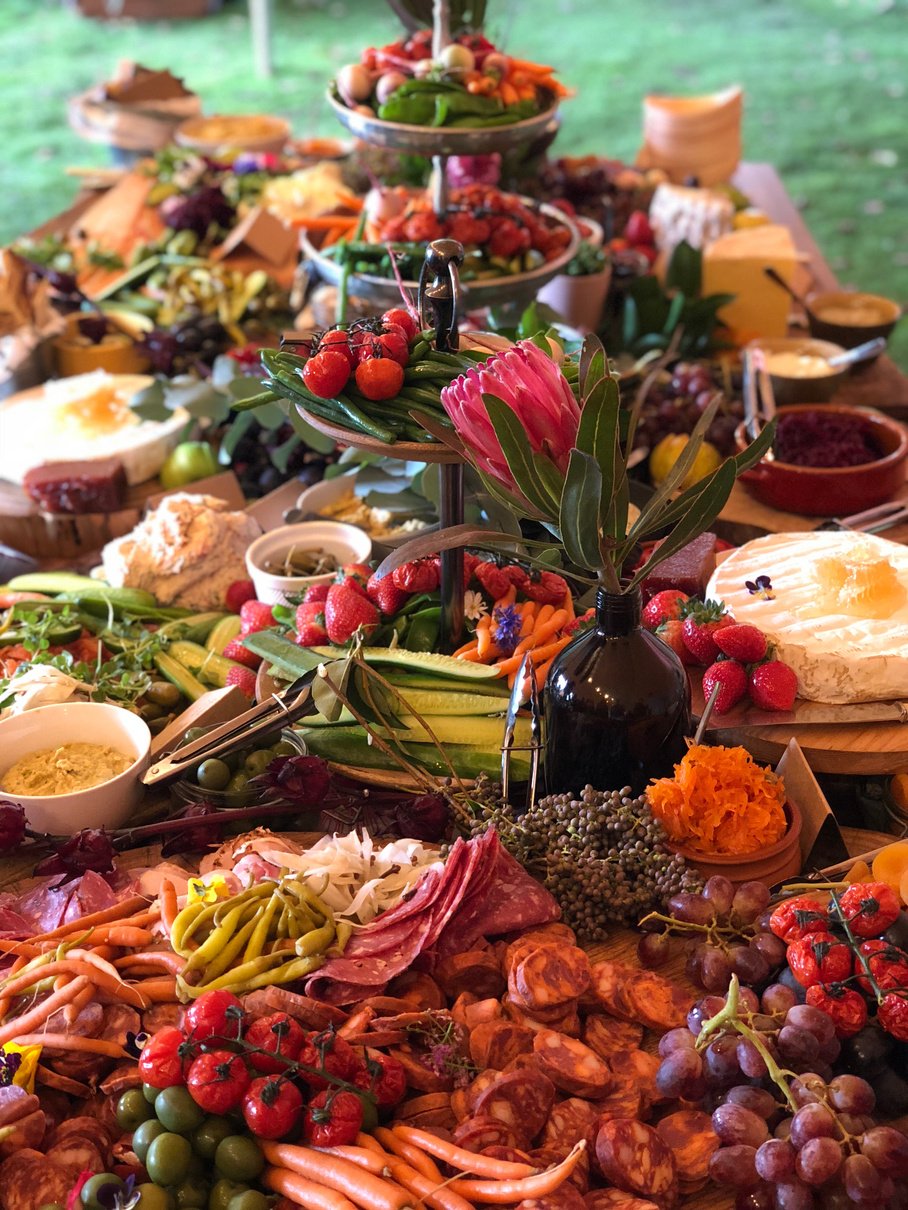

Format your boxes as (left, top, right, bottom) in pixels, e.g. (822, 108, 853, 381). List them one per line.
(149, 714, 173, 735)
(213, 1135, 264, 1182)
(133, 1118, 167, 1163)
(155, 1085, 206, 1134)
(134, 1186, 175, 1210)
(242, 749, 273, 777)
(142, 1082, 162, 1104)
(196, 758, 231, 791)
(147, 680, 182, 708)
(174, 1178, 210, 1209)
(146, 1131, 193, 1186)
(184, 726, 208, 744)
(80, 1175, 126, 1209)
(208, 1182, 249, 1210)
(117, 1087, 155, 1131)
(227, 1193, 270, 1210)
(192, 1115, 234, 1160)
(272, 740, 297, 757)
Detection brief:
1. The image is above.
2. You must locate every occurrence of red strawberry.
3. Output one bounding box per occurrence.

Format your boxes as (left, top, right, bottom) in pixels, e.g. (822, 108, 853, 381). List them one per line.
(714, 623, 768, 664)
(655, 618, 696, 666)
(324, 585, 379, 645)
(702, 659, 747, 714)
(366, 572, 410, 616)
(294, 601, 328, 644)
(680, 600, 735, 665)
(225, 665, 257, 699)
(643, 590, 690, 631)
(303, 583, 331, 604)
(239, 600, 275, 636)
(749, 660, 798, 712)
(334, 563, 371, 596)
(222, 639, 262, 669)
(624, 210, 655, 246)
(225, 579, 256, 613)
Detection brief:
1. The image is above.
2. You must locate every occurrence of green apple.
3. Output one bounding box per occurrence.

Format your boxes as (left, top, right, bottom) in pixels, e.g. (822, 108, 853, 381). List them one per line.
(159, 441, 219, 489)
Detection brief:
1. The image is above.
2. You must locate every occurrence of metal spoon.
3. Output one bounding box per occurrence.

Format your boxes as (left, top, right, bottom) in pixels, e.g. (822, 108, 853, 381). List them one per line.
(763, 265, 809, 311)
(827, 337, 888, 369)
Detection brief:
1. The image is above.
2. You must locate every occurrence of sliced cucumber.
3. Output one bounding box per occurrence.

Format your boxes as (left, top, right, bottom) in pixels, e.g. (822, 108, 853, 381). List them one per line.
(8, 573, 158, 611)
(379, 672, 510, 700)
(205, 615, 243, 654)
(158, 612, 227, 645)
(299, 726, 527, 780)
(154, 653, 207, 702)
(168, 640, 242, 688)
(243, 631, 325, 680)
(380, 688, 515, 717)
(379, 713, 524, 748)
(0, 621, 82, 647)
(309, 646, 500, 680)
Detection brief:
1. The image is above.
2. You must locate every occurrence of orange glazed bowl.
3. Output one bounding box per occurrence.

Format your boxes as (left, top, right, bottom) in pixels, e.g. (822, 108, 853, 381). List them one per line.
(671, 800, 803, 886)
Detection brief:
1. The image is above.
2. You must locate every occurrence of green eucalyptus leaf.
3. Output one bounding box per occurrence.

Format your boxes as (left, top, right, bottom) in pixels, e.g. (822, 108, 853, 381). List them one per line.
(665, 240, 702, 296)
(270, 432, 301, 474)
(288, 405, 337, 454)
(559, 448, 603, 571)
(254, 400, 288, 430)
(219, 410, 257, 463)
(482, 394, 554, 519)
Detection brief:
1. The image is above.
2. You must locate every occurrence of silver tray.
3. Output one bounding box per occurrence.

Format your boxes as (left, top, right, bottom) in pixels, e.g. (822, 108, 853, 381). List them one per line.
(301, 201, 580, 311)
(327, 88, 560, 156)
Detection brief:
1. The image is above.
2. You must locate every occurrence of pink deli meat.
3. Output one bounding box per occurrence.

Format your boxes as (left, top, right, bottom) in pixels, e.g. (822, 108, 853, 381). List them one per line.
(307, 830, 559, 1005)
(0, 870, 129, 939)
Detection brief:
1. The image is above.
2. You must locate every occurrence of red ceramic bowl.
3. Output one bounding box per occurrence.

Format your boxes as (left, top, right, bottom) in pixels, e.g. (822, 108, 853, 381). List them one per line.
(735, 404, 908, 517)
(672, 800, 802, 886)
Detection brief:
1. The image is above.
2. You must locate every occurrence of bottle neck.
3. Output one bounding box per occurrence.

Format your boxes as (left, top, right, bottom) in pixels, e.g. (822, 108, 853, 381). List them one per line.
(595, 586, 642, 635)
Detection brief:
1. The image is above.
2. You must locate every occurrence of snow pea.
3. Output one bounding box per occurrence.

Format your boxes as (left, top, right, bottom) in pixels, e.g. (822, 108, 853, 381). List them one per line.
(404, 608, 441, 653)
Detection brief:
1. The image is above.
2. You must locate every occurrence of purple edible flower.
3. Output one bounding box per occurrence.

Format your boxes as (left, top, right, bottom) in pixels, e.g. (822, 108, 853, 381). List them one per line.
(492, 604, 522, 655)
(745, 575, 775, 600)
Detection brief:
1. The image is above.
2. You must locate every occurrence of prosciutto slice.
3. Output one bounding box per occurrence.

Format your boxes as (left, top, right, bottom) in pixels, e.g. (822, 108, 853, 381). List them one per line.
(0, 870, 131, 939)
(307, 829, 559, 1004)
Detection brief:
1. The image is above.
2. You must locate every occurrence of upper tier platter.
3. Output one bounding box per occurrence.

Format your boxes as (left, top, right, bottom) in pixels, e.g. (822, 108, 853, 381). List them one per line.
(327, 89, 560, 155)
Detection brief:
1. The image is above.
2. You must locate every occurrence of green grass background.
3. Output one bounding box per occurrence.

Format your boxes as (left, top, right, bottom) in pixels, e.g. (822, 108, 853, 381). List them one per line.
(2, 0, 904, 364)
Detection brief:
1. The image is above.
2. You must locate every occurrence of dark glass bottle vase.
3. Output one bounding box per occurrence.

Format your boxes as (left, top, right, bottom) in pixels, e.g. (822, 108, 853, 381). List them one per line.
(543, 587, 691, 795)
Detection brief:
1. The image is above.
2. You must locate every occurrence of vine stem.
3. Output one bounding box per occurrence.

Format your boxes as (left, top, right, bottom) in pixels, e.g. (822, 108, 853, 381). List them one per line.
(828, 888, 885, 1004)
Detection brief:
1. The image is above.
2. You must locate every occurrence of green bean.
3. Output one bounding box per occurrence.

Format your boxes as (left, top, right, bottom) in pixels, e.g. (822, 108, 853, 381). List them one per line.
(408, 339, 430, 361)
(333, 395, 397, 443)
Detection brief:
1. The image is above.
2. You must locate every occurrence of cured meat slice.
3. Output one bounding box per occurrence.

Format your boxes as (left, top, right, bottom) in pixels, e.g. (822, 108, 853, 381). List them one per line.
(473, 1068, 556, 1147)
(528, 1146, 590, 1193)
(393, 1092, 456, 1129)
(388, 971, 446, 1011)
(451, 991, 479, 1025)
(437, 951, 505, 1000)
(452, 1115, 520, 1153)
(505, 935, 563, 976)
(581, 1014, 643, 1060)
(515, 1185, 587, 1210)
(607, 1050, 667, 1110)
(100, 1065, 142, 1096)
(503, 995, 581, 1036)
(587, 962, 637, 1022)
(460, 998, 503, 1032)
(469, 1021, 535, 1070)
(502, 922, 577, 947)
(243, 987, 347, 1029)
(141, 1003, 184, 1033)
(532, 1031, 613, 1098)
(389, 1048, 453, 1093)
(46, 1136, 107, 1178)
(0, 1149, 73, 1210)
(584, 1192, 660, 1210)
(595, 1119, 678, 1208)
(44, 1002, 103, 1038)
(99, 1004, 142, 1045)
(654, 1110, 719, 1185)
(465, 1068, 500, 1113)
(450, 1089, 470, 1123)
(541, 1096, 600, 1155)
(513, 946, 591, 1011)
(622, 973, 690, 1033)
(593, 1079, 644, 1125)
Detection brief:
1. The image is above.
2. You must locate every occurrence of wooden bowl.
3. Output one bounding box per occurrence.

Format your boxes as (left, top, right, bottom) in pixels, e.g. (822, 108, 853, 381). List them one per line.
(806, 290, 902, 354)
(746, 337, 848, 406)
(672, 800, 803, 886)
(175, 114, 290, 156)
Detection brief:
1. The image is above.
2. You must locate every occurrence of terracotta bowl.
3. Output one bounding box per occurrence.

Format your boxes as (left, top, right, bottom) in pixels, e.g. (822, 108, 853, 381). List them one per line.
(735, 404, 908, 517)
(806, 290, 902, 354)
(672, 800, 803, 886)
(746, 337, 848, 406)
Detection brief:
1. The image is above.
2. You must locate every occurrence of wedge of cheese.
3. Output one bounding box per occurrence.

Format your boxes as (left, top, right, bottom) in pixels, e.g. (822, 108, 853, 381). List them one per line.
(702, 224, 797, 345)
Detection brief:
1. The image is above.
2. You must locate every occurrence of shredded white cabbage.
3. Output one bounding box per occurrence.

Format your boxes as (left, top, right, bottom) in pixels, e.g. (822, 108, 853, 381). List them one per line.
(0, 665, 92, 718)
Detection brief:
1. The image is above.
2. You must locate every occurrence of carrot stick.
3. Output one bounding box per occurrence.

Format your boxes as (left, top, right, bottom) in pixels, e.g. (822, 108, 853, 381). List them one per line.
(447, 1143, 586, 1202)
(36, 1064, 90, 1097)
(389, 1126, 534, 1178)
(159, 880, 179, 934)
(534, 658, 554, 692)
(533, 609, 568, 646)
(496, 650, 531, 677)
(338, 1007, 374, 1039)
(499, 81, 519, 106)
(374, 1127, 443, 1181)
(0, 976, 90, 1047)
(29, 895, 150, 942)
(64, 948, 122, 983)
(63, 981, 96, 1025)
(113, 951, 185, 975)
(507, 57, 555, 72)
(262, 1143, 414, 1210)
(0, 957, 27, 1019)
(312, 1146, 391, 1176)
(13, 1032, 128, 1058)
(383, 1158, 474, 1210)
(492, 585, 517, 610)
(452, 640, 479, 659)
(0, 941, 40, 959)
(561, 588, 575, 622)
(131, 977, 178, 1002)
(476, 614, 491, 632)
(86, 927, 154, 947)
(455, 647, 484, 663)
(262, 1168, 360, 1210)
(1, 960, 120, 1001)
(530, 635, 573, 664)
(534, 604, 555, 629)
(511, 633, 538, 660)
(477, 624, 493, 660)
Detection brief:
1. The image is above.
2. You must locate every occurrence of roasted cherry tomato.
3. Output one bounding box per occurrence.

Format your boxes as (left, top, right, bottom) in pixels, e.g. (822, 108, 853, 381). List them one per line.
(319, 328, 356, 368)
(804, 983, 868, 1038)
(391, 558, 440, 594)
(354, 355, 404, 401)
(787, 933, 853, 989)
(184, 990, 245, 1043)
(382, 307, 420, 342)
(351, 1052, 407, 1111)
(243, 1013, 307, 1075)
(838, 882, 901, 938)
(241, 1076, 304, 1140)
(473, 561, 529, 600)
(302, 1089, 364, 1147)
(138, 1026, 192, 1089)
(769, 896, 830, 943)
(374, 331, 409, 367)
(186, 1050, 250, 1115)
(297, 1029, 358, 1091)
(855, 940, 908, 994)
(303, 349, 351, 399)
(878, 992, 908, 1041)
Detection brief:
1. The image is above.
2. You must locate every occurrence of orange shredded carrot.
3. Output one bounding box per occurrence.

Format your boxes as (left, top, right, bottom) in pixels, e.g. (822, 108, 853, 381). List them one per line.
(647, 743, 788, 856)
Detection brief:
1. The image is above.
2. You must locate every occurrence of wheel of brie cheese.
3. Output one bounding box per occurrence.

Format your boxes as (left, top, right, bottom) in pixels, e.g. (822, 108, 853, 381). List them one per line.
(706, 530, 908, 704)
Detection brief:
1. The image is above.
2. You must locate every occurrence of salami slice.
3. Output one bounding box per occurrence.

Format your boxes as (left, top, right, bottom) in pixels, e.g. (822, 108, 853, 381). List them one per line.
(99, 1004, 142, 1046)
(515, 1185, 587, 1210)
(469, 1021, 535, 1070)
(452, 1115, 520, 1153)
(593, 1080, 644, 1125)
(141, 1003, 184, 1033)
(581, 1014, 643, 1060)
(461, 998, 504, 1032)
(504, 995, 581, 1034)
(389, 1048, 453, 1093)
(513, 946, 591, 1011)
(541, 1096, 601, 1155)
(595, 1119, 679, 1208)
(607, 1050, 667, 1111)
(44, 1001, 103, 1037)
(532, 1031, 613, 1098)
(587, 962, 637, 1022)
(0, 1149, 73, 1210)
(388, 971, 446, 1011)
(502, 923, 578, 948)
(473, 1068, 556, 1147)
(394, 1092, 452, 1120)
(622, 972, 690, 1033)
(45, 1136, 107, 1177)
(437, 951, 506, 1001)
(584, 1191, 660, 1210)
(654, 1110, 719, 1185)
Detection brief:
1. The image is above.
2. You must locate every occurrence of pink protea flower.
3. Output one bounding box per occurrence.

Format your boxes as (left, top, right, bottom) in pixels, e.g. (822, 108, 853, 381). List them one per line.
(440, 340, 580, 502)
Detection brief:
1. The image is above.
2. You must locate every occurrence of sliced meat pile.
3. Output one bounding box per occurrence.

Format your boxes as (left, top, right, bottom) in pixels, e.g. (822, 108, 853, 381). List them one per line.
(306, 830, 559, 1005)
(0, 870, 134, 940)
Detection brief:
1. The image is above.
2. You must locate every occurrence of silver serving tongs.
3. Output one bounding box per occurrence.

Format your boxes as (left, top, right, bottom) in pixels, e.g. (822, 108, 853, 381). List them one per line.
(817, 499, 908, 536)
(142, 670, 319, 787)
(742, 347, 777, 449)
(500, 653, 544, 807)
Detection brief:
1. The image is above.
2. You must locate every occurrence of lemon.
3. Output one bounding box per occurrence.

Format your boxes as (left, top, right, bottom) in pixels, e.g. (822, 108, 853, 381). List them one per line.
(649, 434, 722, 488)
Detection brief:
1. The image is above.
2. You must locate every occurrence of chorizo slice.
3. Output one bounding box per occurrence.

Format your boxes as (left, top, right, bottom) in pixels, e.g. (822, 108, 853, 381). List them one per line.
(622, 972, 690, 1033)
(465, 1068, 501, 1114)
(501, 923, 578, 948)
(472, 1068, 557, 1147)
(654, 1110, 719, 1186)
(584, 1192, 660, 1210)
(44, 1001, 104, 1037)
(581, 1014, 644, 1060)
(587, 961, 637, 1022)
(452, 1115, 520, 1153)
(515, 1186, 587, 1210)
(595, 1118, 679, 1208)
(461, 998, 504, 1032)
(359, 996, 421, 1016)
(0, 1150, 73, 1210)
(528, 1146, 590, 1193)
(249, 986, 347, 1029)
(47, 1115, 115, 1147)
(592, 1078, 644, 1126)
(451, 991, 479, 1026)
(469, 1020, 535, 1071)
(532, 1030, 613, 1099)
(541, 1095, 600, 1155)
(450, 1088, 471, 1123)
(501, 1053, 541, 1075)
(437, 951, 506, 1001)
(388, 971, 446, 1011)
(513, 946, 591, 1011)
(505, 935, 563, 976)
(99, 1004, 142, 1046)
(45, 1136, 107, 1176)
(607, 1049, 667, 1110)
(503, 995, 581, 1035)
(388, 1048, 453, 1093)
(141, 1003, 185, 1033)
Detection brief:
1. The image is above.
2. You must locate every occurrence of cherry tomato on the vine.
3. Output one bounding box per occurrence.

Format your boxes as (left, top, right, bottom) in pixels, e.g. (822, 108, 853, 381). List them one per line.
(804, 983, 868, 1038)
(769, 896, 830, 943)
(319, 328, 356, 368)
(878, 992, 908, 1041)
(302, 1089, 364, 1147)
(355, 355, 405, 401)
(351, 1052, 407, 1110)
(302, 349, 351, 399)
(244, 1013, 306, 1075)
(242, 1075, 304, 1139)
(186, 1050, 250, 1114)
(184, 990, 245, 1044)
(138, 1026, 192, 1089)
(382, 307, 420, 342)
(856, 940, 908, 994)
(838, 881, 901, 938)
(787, 933, 853, 989)
(376, 331, 410, 367)
(297, 1030, 358, 1091)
